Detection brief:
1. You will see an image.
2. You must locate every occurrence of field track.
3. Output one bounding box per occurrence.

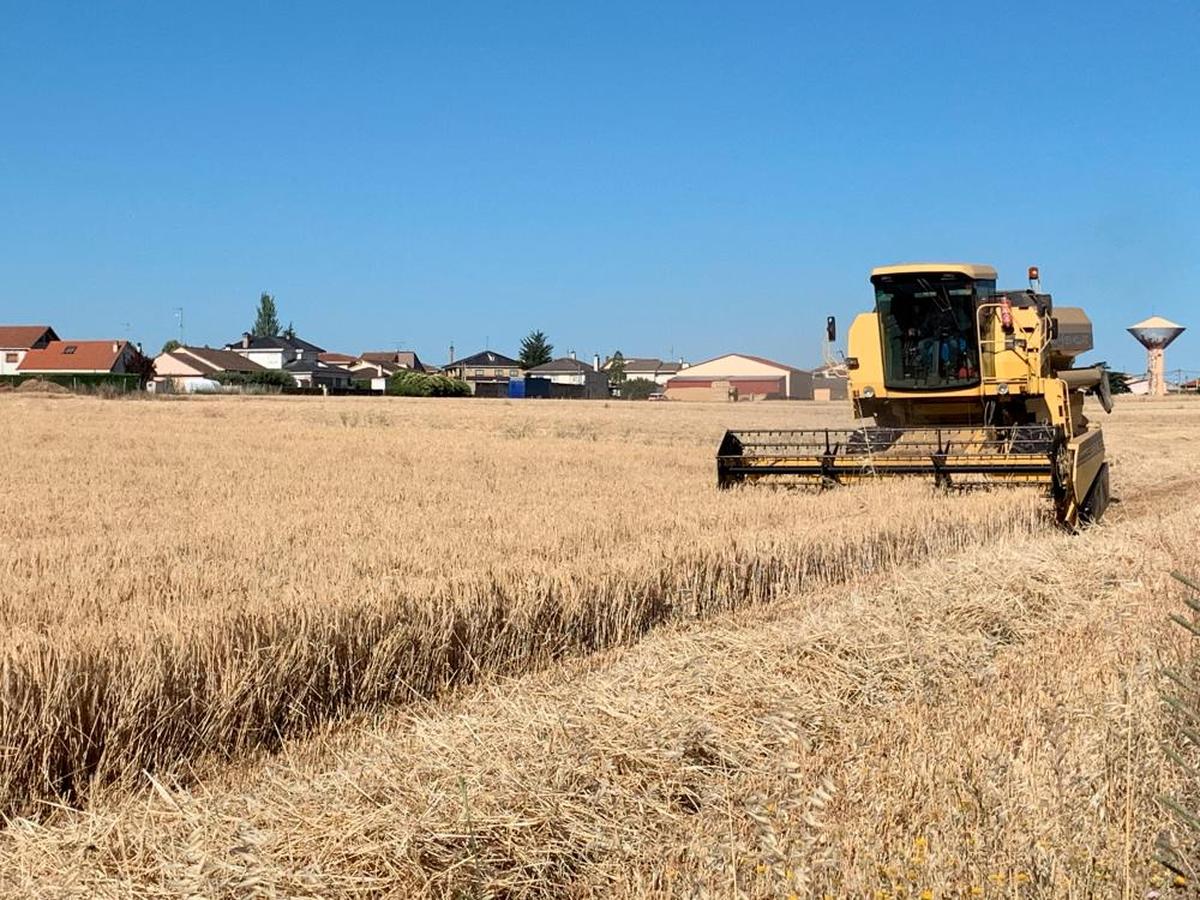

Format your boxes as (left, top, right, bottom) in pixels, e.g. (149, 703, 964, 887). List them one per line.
(0, 395, 1197, 896)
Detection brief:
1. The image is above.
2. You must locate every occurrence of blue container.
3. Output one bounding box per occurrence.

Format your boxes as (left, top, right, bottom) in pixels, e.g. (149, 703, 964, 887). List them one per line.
(507, 379, 526, 399)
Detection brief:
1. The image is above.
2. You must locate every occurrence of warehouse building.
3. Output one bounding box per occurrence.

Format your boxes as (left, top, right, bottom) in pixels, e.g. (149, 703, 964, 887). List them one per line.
(664, 353, 813, 401)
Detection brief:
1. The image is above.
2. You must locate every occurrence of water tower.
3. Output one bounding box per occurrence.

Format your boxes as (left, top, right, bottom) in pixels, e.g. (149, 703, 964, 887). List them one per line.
(1128, 316, 1185, 396)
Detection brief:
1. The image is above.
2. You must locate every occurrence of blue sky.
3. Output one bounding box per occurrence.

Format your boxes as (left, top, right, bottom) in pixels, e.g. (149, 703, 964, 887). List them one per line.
(1, 1, 1196, 372)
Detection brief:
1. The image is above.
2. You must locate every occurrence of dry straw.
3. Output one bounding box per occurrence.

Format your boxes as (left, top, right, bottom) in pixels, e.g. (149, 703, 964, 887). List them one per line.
(0, 394, 1195, 897)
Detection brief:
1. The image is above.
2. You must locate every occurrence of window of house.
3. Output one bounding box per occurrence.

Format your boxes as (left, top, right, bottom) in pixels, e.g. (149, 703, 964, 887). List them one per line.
(63, 345, 77, 355)
(510, 369, 518, 376)
(475, 368, 484, 376)
(4, 352, 17, 363)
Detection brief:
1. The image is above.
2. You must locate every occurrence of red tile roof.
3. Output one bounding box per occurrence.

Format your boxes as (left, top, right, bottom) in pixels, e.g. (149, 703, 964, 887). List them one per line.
(0, 325, 58, 349)
(18, 340, 130, 373)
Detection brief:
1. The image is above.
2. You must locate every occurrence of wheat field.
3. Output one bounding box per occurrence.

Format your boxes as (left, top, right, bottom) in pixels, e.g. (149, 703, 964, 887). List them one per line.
(0, 393, 1197, 897)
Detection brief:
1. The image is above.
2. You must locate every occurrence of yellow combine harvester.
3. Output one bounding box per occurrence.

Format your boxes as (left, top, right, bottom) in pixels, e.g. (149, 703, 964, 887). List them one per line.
(717, 263, 1112, 528)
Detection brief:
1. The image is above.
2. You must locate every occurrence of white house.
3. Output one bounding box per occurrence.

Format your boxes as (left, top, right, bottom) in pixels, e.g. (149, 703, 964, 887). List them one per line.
(283, 357, 354, 389)
(526, 354, 610, 398)
(0, 325, 59, 375)
(224, 333, 324, 370)
(602, 356, 687, 386)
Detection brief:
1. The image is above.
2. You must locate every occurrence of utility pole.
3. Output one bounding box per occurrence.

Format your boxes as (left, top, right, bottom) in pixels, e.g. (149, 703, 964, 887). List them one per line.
(175, 307, 184, 345)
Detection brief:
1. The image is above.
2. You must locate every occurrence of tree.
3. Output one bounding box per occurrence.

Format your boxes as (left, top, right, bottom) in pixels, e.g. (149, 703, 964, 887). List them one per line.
(622, 377, 659, 400)
(608, 350, 626, 383)
(282, 321, 296, 341)
(252, 293, 281, 337)
(160, 339, 182, 355)
(124, 347, 157, 385)
(519, 330, 554, 369)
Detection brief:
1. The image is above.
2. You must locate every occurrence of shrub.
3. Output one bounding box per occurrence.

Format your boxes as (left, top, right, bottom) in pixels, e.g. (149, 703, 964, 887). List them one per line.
(621, 378, 659, 400)
(387, 371, 471, 397)
(213, 370, 295, 388)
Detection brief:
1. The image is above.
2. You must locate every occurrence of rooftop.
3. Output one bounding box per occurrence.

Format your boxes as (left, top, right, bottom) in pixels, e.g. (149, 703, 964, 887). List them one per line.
(226, 333, 325, 354)
(18, 340, 131, 372)
(0, 325, 58, 349)
(451, 350, 521, 368)
(176, 346, 265, 372)
(527, 356, 594, 374)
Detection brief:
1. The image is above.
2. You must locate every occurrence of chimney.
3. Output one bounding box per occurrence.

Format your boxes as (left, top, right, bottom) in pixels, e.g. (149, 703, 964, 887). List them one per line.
(593, 353, 600, 371)
(680, 357, 687, 369)
(242, 332, 251, 349)
(569, 349, 576, 361)
(449, 343, 455, 364)
(112, 341, 119, 353)
(136, 342, 143, 355)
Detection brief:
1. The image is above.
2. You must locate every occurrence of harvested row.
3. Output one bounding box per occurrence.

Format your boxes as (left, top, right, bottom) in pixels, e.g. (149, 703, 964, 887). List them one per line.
(1, 431, 1194, 897)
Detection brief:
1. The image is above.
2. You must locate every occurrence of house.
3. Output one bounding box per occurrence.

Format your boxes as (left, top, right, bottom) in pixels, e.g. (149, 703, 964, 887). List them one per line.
(360, 350, 426, 372)
(526, 355, 610, 399)
(664, 353, 813, 401)
(318, 352, 358, 367)
(18, 340, 142, 376)
(152, 346, 266, 392)
(442, 350, 523, 394)
(224, 332, 324, 370)
(602, 356, 686, 386)
(0, 326, 59, 375)
(811, 364, 850, 402)
(283, 357, 355, 389)
(349, 360, 401, 392)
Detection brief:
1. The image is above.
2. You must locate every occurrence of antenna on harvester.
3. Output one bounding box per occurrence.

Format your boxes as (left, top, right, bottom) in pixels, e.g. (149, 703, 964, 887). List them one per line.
(1128, 316, 1186, 396)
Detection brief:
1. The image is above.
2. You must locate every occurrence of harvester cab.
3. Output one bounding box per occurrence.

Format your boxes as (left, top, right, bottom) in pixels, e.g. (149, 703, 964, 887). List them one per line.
(717, 264, 1112, 528)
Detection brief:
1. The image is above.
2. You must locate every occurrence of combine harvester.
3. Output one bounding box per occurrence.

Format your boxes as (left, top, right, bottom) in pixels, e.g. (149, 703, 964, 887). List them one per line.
(717, 263, 1113, 528)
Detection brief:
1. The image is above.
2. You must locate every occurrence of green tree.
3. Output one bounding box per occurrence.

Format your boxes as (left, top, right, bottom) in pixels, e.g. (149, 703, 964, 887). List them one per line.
(519, 330, 553, 368)
(160, 339, 182, 355)
(608, 350, 626, 383)
(252, 293, 281, 337)
(622, 377, 658, 400)
(282, 321, 297, 341)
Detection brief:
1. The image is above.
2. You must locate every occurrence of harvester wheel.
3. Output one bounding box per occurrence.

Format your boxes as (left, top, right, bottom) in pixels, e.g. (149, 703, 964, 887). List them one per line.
(1079, 463, 1110, 525)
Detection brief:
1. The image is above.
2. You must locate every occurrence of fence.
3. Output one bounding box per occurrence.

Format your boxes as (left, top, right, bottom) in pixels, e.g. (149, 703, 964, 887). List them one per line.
(0, 373, 143, 392)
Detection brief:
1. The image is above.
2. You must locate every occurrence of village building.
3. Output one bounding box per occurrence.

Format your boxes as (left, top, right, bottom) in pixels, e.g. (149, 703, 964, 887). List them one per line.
(317, 352, 358, 367)
(349, 360, 401, 391)
(602, 356, 686, 386)
(0, 325, 59, 375)
(360, 350, 426, 372)
(282, 358, 355, 389)
(224, 333, 324, 370)
(442, 350, 523, 394)
(526, 355, 610, 398)
(152, 346, 267, 392)
(664, 353, 813, 401)
(18, 340, 142, 376)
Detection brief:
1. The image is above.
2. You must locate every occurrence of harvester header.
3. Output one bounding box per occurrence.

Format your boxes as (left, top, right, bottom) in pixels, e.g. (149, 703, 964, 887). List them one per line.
(717, 263, 1112, 527)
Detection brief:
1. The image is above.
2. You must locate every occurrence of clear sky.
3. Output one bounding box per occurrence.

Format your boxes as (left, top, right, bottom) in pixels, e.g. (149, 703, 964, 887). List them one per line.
(2, 1, 1196, 373)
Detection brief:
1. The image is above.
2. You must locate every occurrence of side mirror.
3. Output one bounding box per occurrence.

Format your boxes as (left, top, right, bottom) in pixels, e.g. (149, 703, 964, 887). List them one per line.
(1049, 317, 1060, 341)
(826, 316, 837, 343)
